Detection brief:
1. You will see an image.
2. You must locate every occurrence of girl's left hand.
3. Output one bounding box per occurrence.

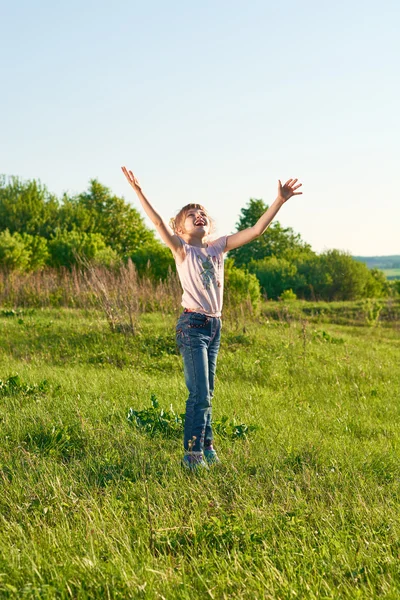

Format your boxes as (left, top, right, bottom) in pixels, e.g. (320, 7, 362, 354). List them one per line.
(278, 179, 303, 203)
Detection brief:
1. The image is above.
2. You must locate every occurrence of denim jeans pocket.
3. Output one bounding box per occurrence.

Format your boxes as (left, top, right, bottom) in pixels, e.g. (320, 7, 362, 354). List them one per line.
(188, 313, 209, 329)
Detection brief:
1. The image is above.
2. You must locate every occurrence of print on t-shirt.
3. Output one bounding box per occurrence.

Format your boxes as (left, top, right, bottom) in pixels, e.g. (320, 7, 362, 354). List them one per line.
(198, 253, 223, 290)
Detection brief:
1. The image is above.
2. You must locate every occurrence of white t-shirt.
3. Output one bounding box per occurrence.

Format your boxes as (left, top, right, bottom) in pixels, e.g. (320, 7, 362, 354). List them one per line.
(175, 236, 227, 317)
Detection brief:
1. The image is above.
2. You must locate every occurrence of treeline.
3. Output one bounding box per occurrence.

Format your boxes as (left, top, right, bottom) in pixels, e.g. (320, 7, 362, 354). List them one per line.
(0, 176, 173, 280)
(353, 256, 400, 270)
(0, 176, 395, 302)
(227, 199, 391, 301)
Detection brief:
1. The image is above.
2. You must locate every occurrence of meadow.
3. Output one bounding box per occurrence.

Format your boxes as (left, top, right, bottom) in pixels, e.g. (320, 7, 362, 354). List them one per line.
(0, 302, 399, 599)
(382, 269, 400, 281)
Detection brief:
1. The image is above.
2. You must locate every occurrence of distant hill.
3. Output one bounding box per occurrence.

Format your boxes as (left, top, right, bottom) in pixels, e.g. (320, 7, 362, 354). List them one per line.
(353, 256, 400, 280)
(353, 256, 400, 269)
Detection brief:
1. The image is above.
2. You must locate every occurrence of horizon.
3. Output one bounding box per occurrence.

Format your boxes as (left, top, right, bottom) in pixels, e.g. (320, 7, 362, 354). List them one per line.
(1, 171, 399, 259)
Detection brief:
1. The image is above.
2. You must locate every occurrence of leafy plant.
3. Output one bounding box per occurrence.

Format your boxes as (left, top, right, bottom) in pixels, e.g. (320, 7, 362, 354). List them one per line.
(312, 329, 344, 344)
(213, 415, 258, 440)
(0, 375, 48, 397)
(23, 422, 87, 461)
(363, 299, 383, 326)
(279, 288, 297, 301)
(224, 258, 261, 312)
(127, 395, 257, 441)
(127, 394, 184, 438)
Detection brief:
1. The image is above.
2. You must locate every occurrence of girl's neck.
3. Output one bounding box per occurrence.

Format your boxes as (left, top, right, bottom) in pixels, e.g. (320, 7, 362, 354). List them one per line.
(180, 233, 208, 248)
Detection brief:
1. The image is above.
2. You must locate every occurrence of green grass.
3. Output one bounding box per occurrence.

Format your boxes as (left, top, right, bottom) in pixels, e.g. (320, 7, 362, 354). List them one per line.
(0, 307, 399, 599)
(382, 269, 400, 280)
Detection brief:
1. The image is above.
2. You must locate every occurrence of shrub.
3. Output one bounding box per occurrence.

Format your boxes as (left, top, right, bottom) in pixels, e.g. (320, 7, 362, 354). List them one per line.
(48, 229, 114, 268)
(0, 229, 32, 271)
(224, 259, 261, 312)
(22, 234, 49, 270)
(248, 256, 304, 300)
(279, 288, 297, 301)
(296, 252, 388, 301)
(317, 251, 387, 300)
(127, 395, 258, 441)
(130, 241, 175, 281)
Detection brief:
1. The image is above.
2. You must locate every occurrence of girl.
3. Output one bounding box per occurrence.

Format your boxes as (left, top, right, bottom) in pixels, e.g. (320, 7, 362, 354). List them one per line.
(121, 167, 302, 469)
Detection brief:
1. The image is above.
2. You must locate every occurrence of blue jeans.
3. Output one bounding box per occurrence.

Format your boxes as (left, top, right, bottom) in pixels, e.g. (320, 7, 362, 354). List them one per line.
(176, 311, 222, 452)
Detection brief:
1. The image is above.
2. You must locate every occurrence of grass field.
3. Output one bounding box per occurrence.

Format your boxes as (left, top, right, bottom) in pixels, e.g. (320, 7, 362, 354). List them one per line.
(0, 305, 399, 599)
(382, 269, 400, 280)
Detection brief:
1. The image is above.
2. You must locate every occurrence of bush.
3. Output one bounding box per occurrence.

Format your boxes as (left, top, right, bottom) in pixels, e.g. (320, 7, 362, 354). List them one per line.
(295, 252, 388, 301)
(48, 230, 115, 268)
(22, 234, 49, 270)
(314, 251, 387, 300)
(248, 256, 305, 300)
(130, 241, 175, 281)
(279, 288, 297, 301)
(0, 229, 32, 271)
(390, 280, 400, 296)
(91, 246, 120, 268)
(224, 259, 261, 312)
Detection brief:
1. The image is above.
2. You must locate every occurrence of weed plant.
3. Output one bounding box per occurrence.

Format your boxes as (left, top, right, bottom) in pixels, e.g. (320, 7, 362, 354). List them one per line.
(0, 307, 399, 598)
(127, 394, 257, 441)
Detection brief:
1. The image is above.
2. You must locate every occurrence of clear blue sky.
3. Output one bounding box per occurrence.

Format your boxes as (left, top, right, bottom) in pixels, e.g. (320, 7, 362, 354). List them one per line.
(2, 0, 399, 255)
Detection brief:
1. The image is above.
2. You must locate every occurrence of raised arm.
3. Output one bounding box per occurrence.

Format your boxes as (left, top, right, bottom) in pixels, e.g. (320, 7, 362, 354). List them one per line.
(121, 167, 182, 256)
(225, 179, 302, 252)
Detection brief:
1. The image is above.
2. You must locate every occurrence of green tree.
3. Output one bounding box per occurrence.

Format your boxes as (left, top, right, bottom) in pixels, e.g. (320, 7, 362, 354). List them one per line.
(248, 256, 305, 300)
(57, 194, 94, 234)
(321, 250, 379, 301)
(295, 254, 333, 300)
(0, 176, 59, 237)
(228, 198, 312, 268)
(296, 251, 387, 301)
(75, 180, 156, 257)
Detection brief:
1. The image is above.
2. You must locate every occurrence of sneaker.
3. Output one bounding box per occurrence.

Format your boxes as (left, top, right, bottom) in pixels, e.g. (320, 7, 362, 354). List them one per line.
(204, 447, 220, 465)
(182, 451, 208, 471)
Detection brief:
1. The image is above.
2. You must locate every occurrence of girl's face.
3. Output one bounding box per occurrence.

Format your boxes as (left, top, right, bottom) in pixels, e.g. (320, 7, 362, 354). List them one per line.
(182, 208, 210, 236)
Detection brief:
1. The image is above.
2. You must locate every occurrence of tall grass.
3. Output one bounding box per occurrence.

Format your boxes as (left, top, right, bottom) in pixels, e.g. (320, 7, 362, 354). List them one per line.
(0, 263, 182, 329)
(1, 266, 399, 331)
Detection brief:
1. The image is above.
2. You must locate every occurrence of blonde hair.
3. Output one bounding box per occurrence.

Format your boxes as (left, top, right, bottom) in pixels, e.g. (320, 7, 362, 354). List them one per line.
(169, 203, 215, 234)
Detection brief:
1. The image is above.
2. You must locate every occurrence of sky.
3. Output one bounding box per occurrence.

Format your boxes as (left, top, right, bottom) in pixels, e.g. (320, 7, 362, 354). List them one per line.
(1, 0, 399, 256)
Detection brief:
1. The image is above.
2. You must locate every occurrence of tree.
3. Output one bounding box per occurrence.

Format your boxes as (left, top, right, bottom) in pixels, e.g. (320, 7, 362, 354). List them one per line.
(295, 254, 333, 300)
(75, 180, 156, 257)
(248, 256, 305, 300)
(0, 176, 59, 238)
(321, 250, 379, 301)
(296, 251, 387, 301)
(228, 198, 312, 268)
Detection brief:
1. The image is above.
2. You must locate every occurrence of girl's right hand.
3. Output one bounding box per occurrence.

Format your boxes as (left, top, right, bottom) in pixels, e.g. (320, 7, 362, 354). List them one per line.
(121, 166, 142, 191)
